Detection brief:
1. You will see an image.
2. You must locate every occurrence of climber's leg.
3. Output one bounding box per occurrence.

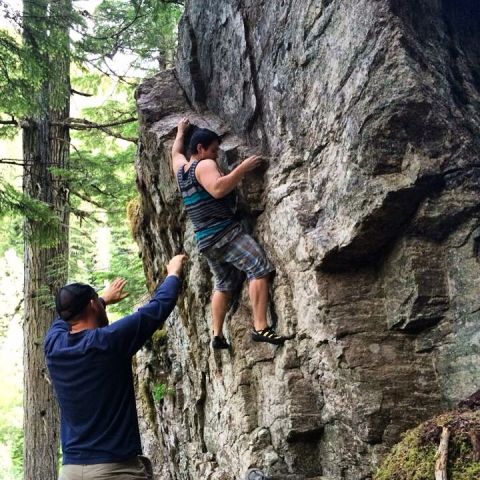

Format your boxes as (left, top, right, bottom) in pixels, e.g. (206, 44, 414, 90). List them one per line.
(204, 251, 243, 348)
(248, 276, 269, 331)
(212, 290, 231, 337)
(220, 231, 288, 345)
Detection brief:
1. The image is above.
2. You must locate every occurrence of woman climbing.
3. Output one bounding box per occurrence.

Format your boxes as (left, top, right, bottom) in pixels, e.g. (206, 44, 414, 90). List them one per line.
(172, 117, 289, 349)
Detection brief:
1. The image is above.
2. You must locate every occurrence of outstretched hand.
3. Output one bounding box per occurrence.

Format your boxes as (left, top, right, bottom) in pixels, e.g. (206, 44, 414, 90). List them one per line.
(101, 278, 129, 306)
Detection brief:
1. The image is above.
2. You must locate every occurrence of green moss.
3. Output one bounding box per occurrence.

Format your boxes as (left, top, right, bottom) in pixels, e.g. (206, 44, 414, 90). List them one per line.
(140, 381, 156, 426)
(453, 462, 480, 480)
(449, 436, 480, 480)
(126, 196, 141, 239)
(152, 382, 175, 403)
(151, 328, 168, 348)
(374, 427, 437, 480)
(374, 411, 480, 480)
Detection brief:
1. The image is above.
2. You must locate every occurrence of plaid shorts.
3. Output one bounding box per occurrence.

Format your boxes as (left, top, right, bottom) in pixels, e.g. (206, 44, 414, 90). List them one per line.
(202, 225, 275, 292)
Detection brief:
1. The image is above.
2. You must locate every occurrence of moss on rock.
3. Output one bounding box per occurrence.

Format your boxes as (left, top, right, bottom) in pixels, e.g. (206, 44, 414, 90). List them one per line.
(126, 196, 142, 240)
(374, 411, 480, 480)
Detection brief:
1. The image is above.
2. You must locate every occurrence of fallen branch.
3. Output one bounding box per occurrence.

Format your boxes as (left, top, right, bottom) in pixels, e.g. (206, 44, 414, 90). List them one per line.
(434, 427, 450, 480)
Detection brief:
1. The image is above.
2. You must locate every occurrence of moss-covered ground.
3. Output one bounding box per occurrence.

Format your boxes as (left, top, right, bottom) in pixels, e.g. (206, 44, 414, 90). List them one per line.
(374, 410, 480, 480)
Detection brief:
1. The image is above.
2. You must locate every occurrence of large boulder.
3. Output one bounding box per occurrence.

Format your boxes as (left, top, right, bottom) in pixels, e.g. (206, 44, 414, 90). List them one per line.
(133, 1, 480, 479)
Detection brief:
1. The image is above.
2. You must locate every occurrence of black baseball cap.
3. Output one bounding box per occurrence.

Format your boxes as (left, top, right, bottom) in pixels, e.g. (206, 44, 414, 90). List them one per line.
(55, 283, 99, 321)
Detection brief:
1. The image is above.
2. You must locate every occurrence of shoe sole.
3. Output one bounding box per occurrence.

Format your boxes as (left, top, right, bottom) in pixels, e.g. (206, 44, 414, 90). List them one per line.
(251, 335, 286, 345)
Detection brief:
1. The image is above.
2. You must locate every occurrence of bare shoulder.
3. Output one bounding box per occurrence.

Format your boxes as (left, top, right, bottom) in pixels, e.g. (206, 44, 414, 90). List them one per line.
(195, 159, 218, 171)
(195, 159, 222, 184)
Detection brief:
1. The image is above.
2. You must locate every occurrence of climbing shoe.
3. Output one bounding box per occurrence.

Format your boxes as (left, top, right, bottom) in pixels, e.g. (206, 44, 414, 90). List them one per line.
(251, 326, 286, 345)
(212, 335, 230, 350)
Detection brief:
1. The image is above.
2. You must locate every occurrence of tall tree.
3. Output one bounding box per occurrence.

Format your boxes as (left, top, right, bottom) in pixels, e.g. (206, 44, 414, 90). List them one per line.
(22, 0, 71, 477)
(0, 1, 183, 476)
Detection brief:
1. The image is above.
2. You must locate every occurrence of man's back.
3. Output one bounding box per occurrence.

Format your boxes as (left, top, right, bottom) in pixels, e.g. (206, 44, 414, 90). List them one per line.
(45, 273, 182, 468)
(45, 322, 142, 464)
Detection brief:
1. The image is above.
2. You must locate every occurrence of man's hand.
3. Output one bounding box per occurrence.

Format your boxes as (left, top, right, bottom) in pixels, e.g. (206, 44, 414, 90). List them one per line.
(239, 155, 263, 173)
(177, 117, 190, 135)
(167, 254, 187, 278)
(101, 278, 129, 306)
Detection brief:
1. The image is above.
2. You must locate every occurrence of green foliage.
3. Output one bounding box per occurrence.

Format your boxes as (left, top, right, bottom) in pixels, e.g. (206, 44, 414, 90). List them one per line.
(0, 1, 183, 476)
(77, 0, 183, 74)
(0, 423, 23, 479)
(374, 411, 480, 480)
(0, 29, 37, 121)
(0, 297, 23, 479)
(71, 70, 103, 97)
(374, 427, 437, 480)
(152, 382, 175, 403)
(0, 423, 23, 478)
(0, 178, 61, 247)
(0, 214, 23, 257)
(65, 152, 148, 316)
(91, 220, 147, 317)
(0, 1, 80, 121)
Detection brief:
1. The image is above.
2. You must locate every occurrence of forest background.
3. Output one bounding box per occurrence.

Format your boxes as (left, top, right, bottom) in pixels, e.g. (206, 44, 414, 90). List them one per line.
(0, 1, 182, 478)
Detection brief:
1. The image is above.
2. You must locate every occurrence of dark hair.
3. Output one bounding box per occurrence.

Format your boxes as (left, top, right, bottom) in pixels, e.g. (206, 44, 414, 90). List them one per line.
(188, 128, 221, 155)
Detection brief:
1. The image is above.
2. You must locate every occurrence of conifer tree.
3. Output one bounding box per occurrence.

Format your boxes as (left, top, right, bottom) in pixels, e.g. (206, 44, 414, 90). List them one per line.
(0, 2, 183, 476)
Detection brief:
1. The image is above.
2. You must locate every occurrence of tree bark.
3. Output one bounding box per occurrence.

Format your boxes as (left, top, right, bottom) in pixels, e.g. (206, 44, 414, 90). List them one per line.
(22, 1, 71, 478)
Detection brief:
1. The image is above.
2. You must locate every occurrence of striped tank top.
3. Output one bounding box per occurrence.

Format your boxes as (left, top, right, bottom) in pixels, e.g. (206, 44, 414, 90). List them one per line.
(177, 160, 238, 251)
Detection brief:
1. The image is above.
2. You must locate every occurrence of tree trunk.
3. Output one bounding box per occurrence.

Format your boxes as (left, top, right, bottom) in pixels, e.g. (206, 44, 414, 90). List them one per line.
(22, 1, 71, 478)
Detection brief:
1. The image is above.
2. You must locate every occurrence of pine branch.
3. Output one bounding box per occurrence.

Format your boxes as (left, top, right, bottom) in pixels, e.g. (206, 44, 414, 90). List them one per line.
(50, 117, 138, 143)
(84, 58, 137, 86)
(84, 3, 145, 42)
(0, 158, 28, 166)
(71, 190, 104, 209)
(88, 183, 117, 198)
(71, 88, 93, 97)
(70, 206, 103, 224)
(0, 116, 18, 126)
(9, 297, 24, 322)
(65, 117, 137, 128)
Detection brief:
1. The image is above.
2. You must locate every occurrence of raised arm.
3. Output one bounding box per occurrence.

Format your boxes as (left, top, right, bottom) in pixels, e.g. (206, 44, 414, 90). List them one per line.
(195, 155, 263, 199)
(171, 118, 189, 174)
(103, 255, 186, 357)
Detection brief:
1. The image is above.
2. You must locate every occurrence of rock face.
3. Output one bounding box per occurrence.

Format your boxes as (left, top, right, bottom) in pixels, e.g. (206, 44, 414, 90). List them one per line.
(133, 1, 480, 479)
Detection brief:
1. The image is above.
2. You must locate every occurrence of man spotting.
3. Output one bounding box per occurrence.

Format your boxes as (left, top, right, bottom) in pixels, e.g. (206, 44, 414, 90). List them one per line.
(45, 254, 186, 480)
(172, 118, 288, 349)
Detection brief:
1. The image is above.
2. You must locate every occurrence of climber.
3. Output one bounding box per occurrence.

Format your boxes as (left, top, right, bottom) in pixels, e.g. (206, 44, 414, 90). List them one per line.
(172, 117, 289, 349)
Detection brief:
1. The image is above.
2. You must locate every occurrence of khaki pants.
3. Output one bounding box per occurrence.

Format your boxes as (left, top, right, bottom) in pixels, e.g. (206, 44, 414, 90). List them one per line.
(59, 455, 153, 480)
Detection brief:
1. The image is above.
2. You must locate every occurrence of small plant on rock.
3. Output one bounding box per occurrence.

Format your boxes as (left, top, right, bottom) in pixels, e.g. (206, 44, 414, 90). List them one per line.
(152, 382, 175, 403)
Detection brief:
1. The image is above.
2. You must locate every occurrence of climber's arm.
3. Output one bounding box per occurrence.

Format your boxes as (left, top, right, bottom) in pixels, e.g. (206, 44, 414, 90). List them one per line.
(196, 155, 263, 199)
(171, 118, 189, 174)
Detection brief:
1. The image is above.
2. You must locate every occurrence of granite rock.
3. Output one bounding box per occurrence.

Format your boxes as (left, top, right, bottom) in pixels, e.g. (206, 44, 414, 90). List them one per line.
(133, 1, 480, 478)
